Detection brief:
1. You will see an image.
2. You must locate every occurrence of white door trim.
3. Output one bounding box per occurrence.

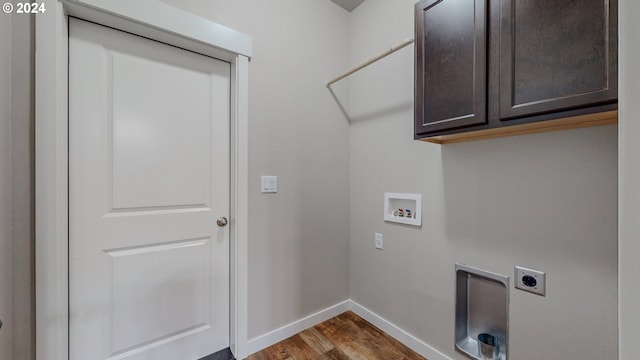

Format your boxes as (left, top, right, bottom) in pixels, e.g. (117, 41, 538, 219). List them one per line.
(35, 1, 251, 359)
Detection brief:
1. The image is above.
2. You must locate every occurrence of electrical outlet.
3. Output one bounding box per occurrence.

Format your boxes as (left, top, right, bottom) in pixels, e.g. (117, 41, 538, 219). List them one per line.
(515, 266, 546, 296)
(374, 233, 383, 250)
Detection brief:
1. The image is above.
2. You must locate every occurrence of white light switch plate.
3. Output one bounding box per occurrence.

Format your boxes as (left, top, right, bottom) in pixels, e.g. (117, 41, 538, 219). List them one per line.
(374, 233, 383, 250)
(261, 176, 277, 193)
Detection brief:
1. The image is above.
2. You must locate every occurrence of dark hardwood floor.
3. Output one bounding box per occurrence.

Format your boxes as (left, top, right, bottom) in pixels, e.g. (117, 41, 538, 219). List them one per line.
(245, 311, 427, 360)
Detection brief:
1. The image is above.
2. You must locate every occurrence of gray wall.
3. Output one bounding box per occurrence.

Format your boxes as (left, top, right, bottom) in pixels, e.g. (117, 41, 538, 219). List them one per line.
(158, 0, 352, 339)
(11, 12, 34, 360)
(1, 12, 14, 360)
(348, 0, 618, 359)
(619, 0, 640, 357)
(0, 9, 35, 360)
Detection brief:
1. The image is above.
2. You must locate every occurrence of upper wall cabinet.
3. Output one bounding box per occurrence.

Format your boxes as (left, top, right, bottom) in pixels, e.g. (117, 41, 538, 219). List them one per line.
(414, 0, 487, 133)
(415, 0, 618, 142)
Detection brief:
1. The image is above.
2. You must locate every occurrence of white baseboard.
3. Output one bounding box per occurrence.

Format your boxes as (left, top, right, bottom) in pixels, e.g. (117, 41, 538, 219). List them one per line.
(244, 299, 452, 360)
(245, 299, 351, 356)
(348, 300, 452, 360)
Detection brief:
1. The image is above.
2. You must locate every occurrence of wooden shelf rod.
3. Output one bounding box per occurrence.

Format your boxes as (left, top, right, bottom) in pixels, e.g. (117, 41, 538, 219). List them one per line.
(325, 37, 414, 87)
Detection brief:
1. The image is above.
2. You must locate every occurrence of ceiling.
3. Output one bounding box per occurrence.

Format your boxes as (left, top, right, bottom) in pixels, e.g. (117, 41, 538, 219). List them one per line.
(330, 0, 366, 12)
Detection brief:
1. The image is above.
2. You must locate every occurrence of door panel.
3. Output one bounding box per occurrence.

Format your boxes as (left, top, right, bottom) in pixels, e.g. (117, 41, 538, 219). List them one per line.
(415, 0, 487, 135)
(69, 18, 230, 360)
(110, 50, 212, 210)
(499, 0, 617, 120)
(108, 239, 211, 354)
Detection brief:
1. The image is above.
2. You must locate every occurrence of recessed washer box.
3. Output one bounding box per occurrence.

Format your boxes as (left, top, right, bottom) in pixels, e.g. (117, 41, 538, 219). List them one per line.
(455, 264, 509, 360)
(383, 193, 422, 226)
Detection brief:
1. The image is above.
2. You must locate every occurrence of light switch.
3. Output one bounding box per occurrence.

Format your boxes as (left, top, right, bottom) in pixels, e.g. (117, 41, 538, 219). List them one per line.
(374, 233, 383, 250)
(261, 176, 277, 193)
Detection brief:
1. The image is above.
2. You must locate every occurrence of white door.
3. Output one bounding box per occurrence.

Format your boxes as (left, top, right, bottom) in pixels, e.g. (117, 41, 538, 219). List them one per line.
(69, 18, 231, 360)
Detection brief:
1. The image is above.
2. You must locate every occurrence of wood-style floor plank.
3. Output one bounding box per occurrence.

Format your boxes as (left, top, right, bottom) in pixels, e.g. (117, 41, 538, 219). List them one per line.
(285, 335, 321, 360)
(318, 348, 351, 360)
(315, 317, 374, 360)
(334, 314, 408, 360)
(342, 312, 425, 360)
(299, 327, 335, 354)
(245, 311, 427, 360)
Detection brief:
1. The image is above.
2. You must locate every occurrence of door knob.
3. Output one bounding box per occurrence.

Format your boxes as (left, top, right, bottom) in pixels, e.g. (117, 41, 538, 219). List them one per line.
(217, 217, 228, 227)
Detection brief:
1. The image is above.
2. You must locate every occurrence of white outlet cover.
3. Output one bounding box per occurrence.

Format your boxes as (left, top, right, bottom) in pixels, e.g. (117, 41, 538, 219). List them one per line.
(515, 266, 546, 296)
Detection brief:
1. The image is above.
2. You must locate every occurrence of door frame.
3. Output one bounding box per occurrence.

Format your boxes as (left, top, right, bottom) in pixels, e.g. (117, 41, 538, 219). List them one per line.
(35, 1, 252, 359)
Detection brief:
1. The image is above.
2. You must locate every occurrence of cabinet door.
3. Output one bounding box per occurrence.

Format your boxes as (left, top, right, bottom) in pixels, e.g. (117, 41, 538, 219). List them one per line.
(499, 0, 618, 121)
(415, 0, 487, 136)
